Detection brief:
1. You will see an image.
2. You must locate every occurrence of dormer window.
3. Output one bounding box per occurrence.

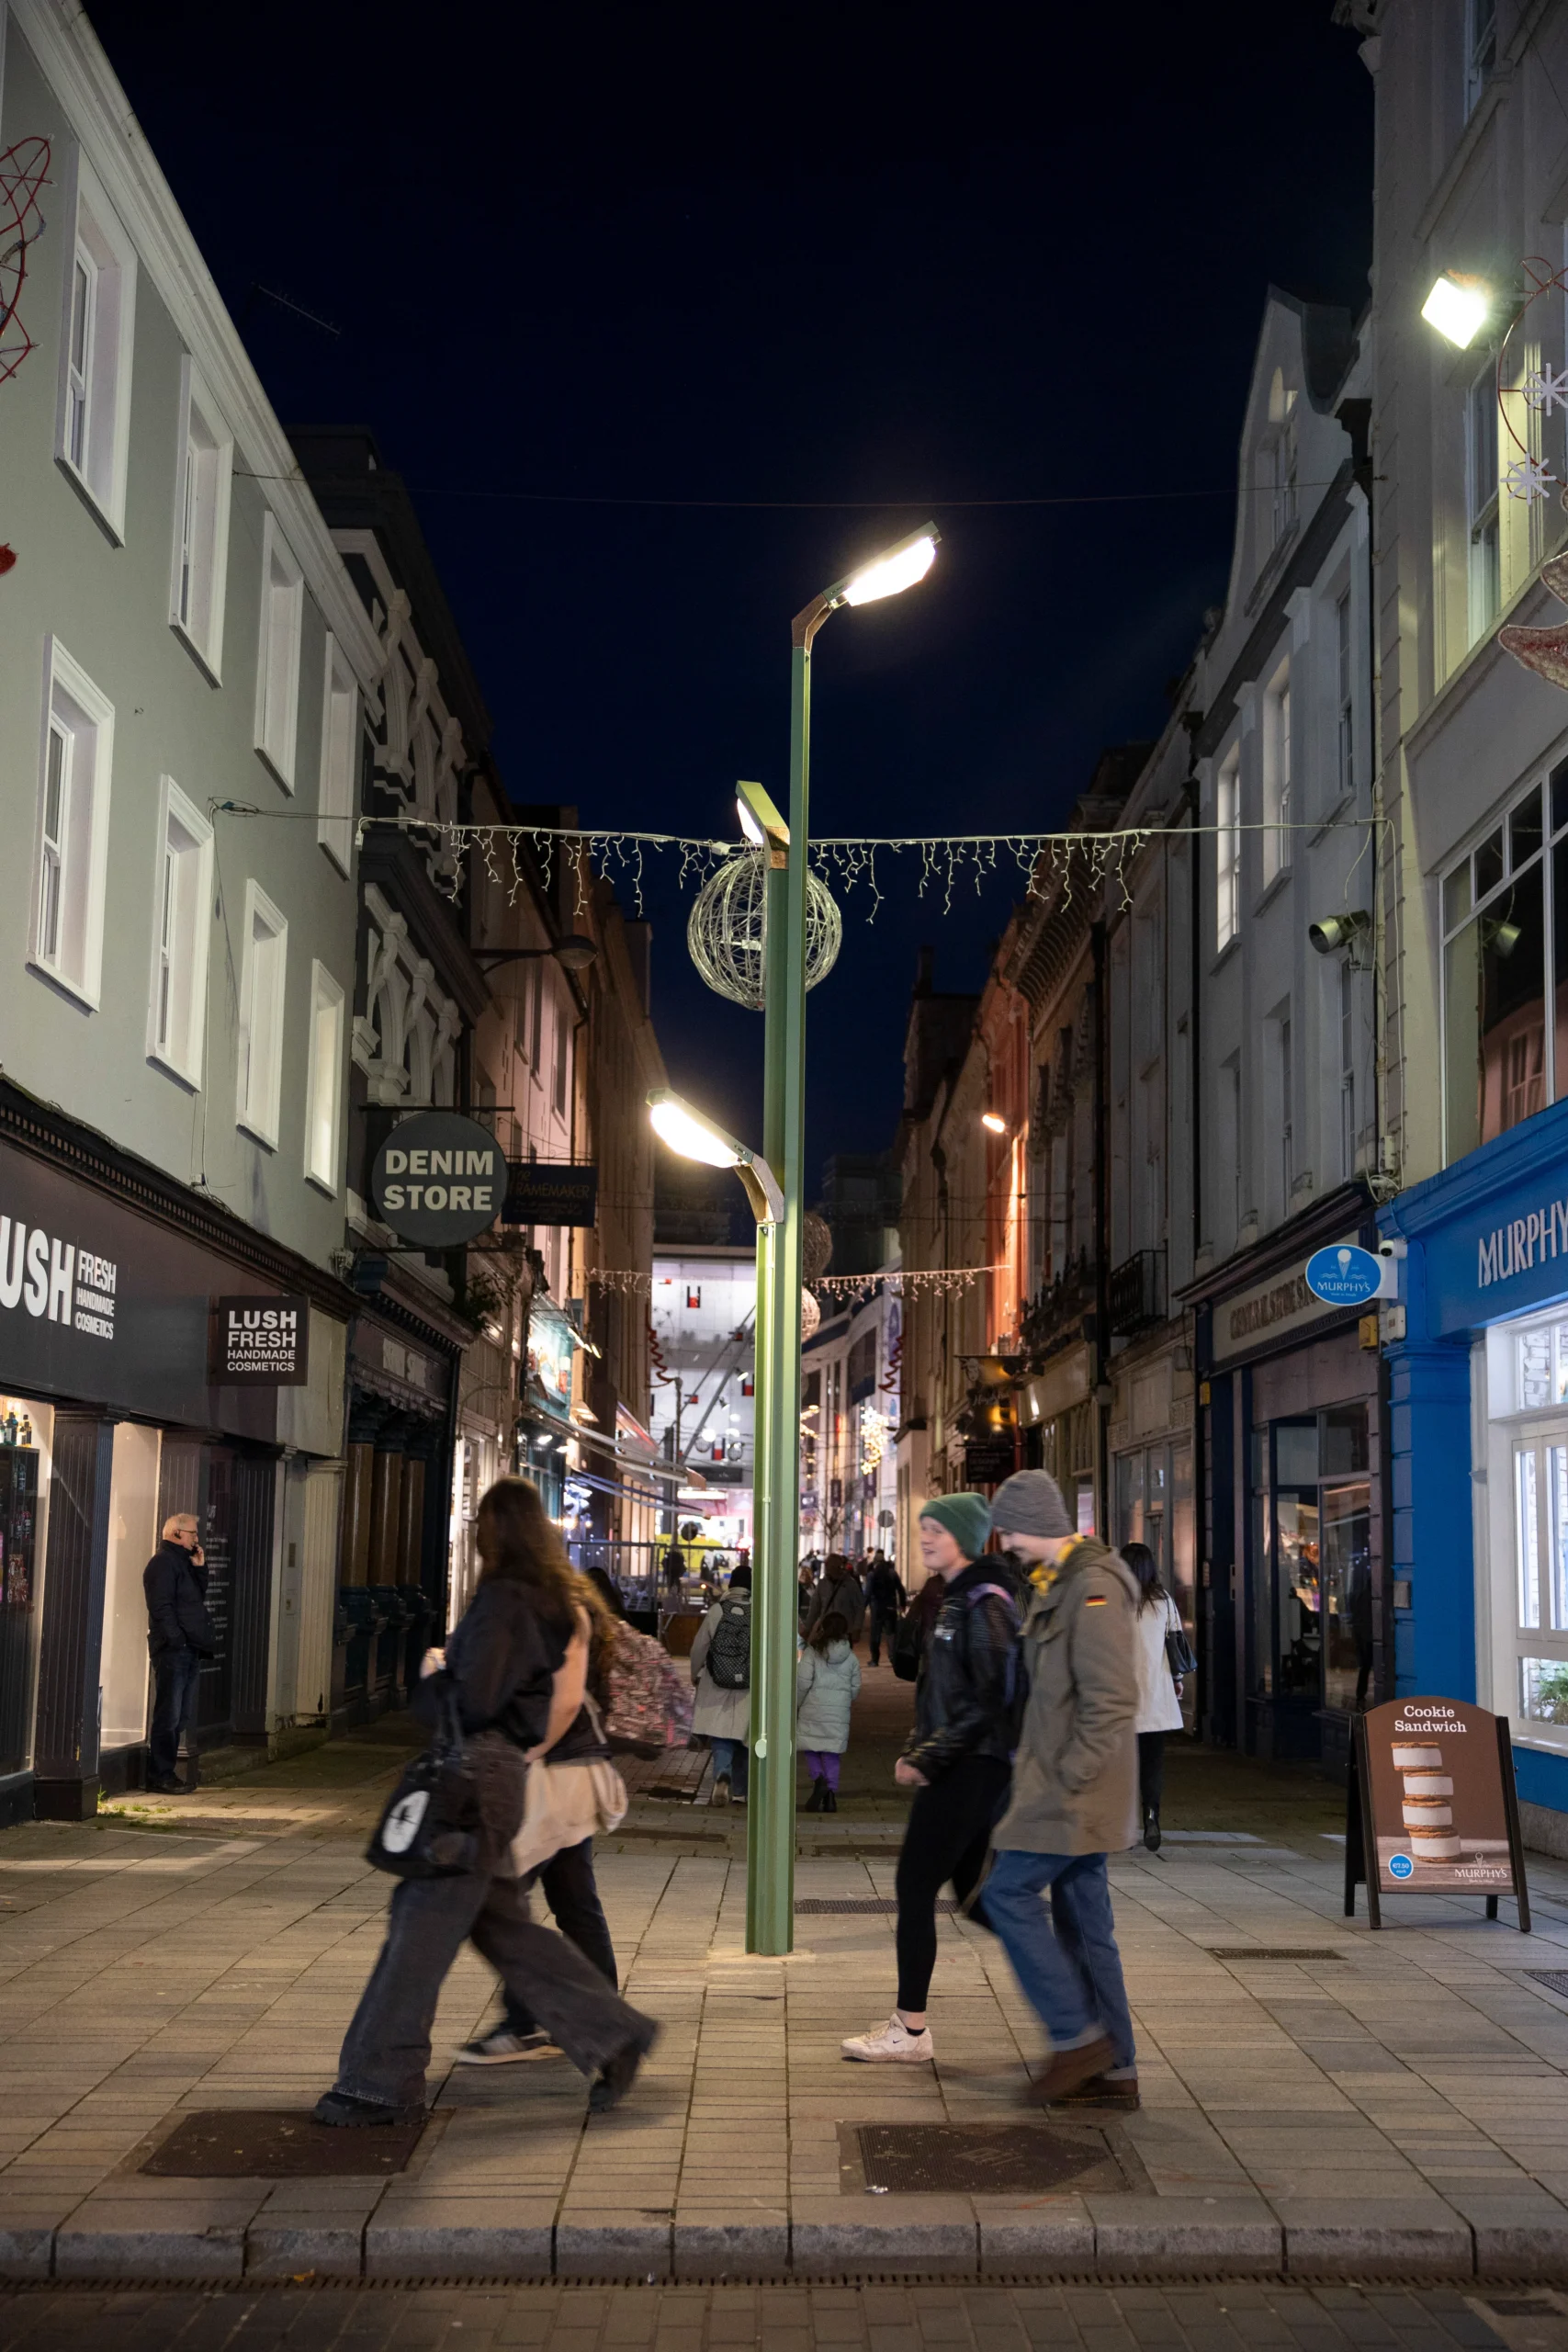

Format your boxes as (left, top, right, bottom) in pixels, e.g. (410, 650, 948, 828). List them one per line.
(1465, 0, 1496, 122)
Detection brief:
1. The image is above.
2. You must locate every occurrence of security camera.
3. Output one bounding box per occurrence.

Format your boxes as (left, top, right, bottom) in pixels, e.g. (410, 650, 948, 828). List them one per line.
(1308, 910, 1371, 955)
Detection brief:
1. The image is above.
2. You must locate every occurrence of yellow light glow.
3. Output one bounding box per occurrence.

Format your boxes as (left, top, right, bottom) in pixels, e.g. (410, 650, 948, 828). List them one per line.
(649, 1095, 739, 1169)
(981, 1111, 1007, 1135)
(1421, 271, 1490, 348)
(841, 533, 938, 606)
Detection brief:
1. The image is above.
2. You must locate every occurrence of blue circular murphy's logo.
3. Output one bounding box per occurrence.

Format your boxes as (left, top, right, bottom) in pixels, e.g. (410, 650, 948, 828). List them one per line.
(1388, 1852, 1415, 1881)
(1304, 1243, 1384, 1308)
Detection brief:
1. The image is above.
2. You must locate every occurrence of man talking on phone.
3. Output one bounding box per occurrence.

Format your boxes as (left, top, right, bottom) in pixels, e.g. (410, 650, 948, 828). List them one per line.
(143, 1513, 216, 1793)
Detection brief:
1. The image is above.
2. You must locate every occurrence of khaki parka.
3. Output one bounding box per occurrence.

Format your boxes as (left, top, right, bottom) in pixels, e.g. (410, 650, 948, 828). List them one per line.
(993, 1535, 1139, 1857)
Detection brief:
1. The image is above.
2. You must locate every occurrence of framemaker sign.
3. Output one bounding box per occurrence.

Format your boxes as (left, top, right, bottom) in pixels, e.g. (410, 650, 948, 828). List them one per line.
(1209, 1235, 1360, 1367)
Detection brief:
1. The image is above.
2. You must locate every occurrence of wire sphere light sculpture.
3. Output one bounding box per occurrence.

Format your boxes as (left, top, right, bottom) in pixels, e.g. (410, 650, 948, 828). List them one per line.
(802, 1210, 833, 1283)
(800, 1287, 821, 1342)
(686, 850, 842, 1010)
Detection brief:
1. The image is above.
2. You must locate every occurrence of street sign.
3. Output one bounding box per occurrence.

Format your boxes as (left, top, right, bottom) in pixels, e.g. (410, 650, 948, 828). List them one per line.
(370, 1112, 504, 1248)
(502, 1161, 599, 1227)
(1345, 1695, 1530, 1929)
(1304, 1242, 1384, 1307)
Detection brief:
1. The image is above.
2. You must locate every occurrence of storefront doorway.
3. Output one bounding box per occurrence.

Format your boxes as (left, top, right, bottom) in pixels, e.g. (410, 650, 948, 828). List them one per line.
(1256, 1404, 1372, 1753)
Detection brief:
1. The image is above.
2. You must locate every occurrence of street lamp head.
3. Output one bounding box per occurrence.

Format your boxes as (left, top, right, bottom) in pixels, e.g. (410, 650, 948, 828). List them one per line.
(736, 779, 790, 866)
(552, 933, 599, 974)
(833, 524, 941, 610)
(980, 1111, 1007, 1135)
(646, 1088, 784, 1225)
(1421, 270, 1491, 348)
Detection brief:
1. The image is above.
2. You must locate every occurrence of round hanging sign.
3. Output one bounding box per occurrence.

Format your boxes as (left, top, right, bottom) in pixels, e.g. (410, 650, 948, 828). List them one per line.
(1304, 1242, 1384, 1308)
(370, 1110, 505, 1248)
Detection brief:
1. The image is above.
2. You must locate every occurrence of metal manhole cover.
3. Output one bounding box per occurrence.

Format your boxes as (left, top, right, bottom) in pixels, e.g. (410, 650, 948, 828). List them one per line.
(795, 1898, 955, 1916)
(1527, 1969, 1568, 1997)
(1206, 1947, 1345, 1962)
(141, 2109, 426, 2177)
(842, 2120, 1129, 2197)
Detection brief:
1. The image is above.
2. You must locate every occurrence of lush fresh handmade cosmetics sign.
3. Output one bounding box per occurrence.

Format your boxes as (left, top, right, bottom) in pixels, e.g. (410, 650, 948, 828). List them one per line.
(211, 1295, 310, 1385)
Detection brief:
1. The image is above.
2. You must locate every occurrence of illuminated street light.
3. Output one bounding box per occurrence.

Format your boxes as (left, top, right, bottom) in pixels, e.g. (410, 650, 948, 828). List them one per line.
(1421, 271, 1491, 348)
(647, 1087, 784, 1227)
(980, 1111, 1007, 1135)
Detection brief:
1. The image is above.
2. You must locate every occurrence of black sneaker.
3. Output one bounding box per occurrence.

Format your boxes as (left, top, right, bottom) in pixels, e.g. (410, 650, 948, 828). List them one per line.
(313, 2090, 423, 2128)
(1143, 1813, 1162, 1852)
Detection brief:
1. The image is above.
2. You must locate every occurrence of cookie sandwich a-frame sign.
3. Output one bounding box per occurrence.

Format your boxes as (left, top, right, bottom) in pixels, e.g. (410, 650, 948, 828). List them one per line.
(1345, 1696, 1531, 1931)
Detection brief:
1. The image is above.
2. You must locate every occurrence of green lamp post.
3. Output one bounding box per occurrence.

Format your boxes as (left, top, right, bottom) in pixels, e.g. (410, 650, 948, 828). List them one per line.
(739, 524, 941, 1956)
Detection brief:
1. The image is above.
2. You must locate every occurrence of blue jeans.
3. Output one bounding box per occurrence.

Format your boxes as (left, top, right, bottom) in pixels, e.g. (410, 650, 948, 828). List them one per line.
(709, 1736, 749, 1796)
(984, 1849, 1135, 2071)
(148, 1645, 203, 1782)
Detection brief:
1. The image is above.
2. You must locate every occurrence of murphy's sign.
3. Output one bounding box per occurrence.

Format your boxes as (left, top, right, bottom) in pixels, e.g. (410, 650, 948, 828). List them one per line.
(1476, 1199, 1568, 1290)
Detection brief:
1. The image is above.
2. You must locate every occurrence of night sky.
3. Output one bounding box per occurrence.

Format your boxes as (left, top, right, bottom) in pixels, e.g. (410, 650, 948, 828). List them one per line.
(84, 2, 1372, 1196)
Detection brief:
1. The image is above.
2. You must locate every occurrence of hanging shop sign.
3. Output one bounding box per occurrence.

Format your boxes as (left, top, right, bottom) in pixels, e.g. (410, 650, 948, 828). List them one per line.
(502, 1162, 599, 1228)
(964, 1439, 1016, 1486)
(210, 1295, 310, 1385)
(1345, 1695, 1531, 1930)
(526, 1305, 576, 1412)
(1209, 1237, 1361, 1367)
(370, 1112, 504, 1248)
(1304, 1243, 1386, 1308)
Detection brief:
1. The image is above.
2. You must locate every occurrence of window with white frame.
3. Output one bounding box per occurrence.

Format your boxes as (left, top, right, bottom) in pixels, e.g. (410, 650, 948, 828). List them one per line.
(1262, 661, 1292, 886)
(146, 778, 213, 1088)
(55, 156, 137, 539)
(1215, 754, 1241, 952)
(30, 639, 114, 1009)
(169, 358, 232, 677)
(317, 635, 357, 873)
(1464, 0, 1496, 122)
(1468, 361, 1501, 642)
(1440, 767, 1563, 1164)
(254, 516, 303, 788)
(235, 881, 288, 1148)
(304, 961, 344, 1192)
(552, 996, 570, 1118)
(1336, 589, 1355, 800)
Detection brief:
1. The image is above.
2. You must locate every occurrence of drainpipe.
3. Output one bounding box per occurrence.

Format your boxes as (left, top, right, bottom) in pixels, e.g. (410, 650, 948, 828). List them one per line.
(1181, 713, 1204, 1271)
(1091, 916, 1110, 1535)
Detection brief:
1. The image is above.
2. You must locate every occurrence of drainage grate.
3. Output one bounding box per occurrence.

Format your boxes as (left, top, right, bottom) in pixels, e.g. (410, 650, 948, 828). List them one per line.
(1527, 1968, 1568, 1997)
(141, 2109, 425, 2178)
(1205, 1947, 1345, 1962)
(795, 1897, 956, 1916)
(847, 2120, 1122, 2197)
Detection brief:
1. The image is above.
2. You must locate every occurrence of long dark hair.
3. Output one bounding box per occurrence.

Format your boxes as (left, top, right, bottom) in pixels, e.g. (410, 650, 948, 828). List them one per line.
(808, 1609, 850, 1656)
(1121, 1539, 1163, 1614)
(475, 1477, 579, 1638)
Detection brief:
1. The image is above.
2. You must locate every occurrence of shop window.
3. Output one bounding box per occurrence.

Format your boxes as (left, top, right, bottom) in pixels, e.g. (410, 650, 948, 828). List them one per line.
(146, 777, 213, 1090)
(55, 156, 137, 540)
(254, 515, 303, 788)
(169, 357, 231, 677)
(1443, 798, 1548, 1162)
(1511, 1423, 1568, 1733)
(235, 880, 288, 1148)
(31, 639, 115, 1012)
(1259, 1405, 1371, 1720)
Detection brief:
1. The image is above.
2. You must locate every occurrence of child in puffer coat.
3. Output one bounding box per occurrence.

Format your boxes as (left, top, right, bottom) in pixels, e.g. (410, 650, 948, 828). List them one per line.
(796, 1611, 862, 1813)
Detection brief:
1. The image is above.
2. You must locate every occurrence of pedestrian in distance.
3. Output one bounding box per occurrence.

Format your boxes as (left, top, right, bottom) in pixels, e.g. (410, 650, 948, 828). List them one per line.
(142, 1512, 216, 1793)
(797, 1559, 816, 1627)
(692, 1562, 751, 1806)
(806, 1552, 866, 1642)
(984, 1468, 1141, 2110)
(864, 1553, 906, 1667)
(1122, 1539, 1184, 1854)
(796, 1609, 862, 1812)
(456, 1570, 623, 2065)
(316, 1477, 657, 2127)
(841, 1492, 1018, 2065)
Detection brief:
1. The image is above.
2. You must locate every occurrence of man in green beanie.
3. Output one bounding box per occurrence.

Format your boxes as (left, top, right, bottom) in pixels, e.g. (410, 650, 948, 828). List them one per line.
(842, 1491, 1019, 2065)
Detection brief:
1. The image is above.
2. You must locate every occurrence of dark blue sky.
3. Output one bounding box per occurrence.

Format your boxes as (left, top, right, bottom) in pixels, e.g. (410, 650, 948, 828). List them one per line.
(85, 1, 1372, 1188)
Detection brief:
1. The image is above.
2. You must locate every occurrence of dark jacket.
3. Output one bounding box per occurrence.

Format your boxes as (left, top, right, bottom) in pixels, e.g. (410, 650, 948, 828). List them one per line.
(412, 1577, 566, 1748)
(143, 1542, 217, 1658)
(866, 1563, 905, 1610)
(805, 1566, 865, 1638)
(995, 1537, 1138, 1856)
(903, 1560, 1019, 1780)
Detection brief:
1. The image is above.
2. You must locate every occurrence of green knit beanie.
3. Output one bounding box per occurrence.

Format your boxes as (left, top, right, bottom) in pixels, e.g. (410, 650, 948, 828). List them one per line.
(919, 1490, 992, 1563)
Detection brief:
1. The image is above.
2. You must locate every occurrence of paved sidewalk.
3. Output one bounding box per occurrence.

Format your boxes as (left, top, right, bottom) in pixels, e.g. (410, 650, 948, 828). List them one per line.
(0, 1673, 1564, 2283)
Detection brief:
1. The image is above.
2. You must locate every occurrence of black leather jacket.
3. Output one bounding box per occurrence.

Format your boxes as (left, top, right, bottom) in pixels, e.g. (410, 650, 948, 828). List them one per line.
(903, 1560, 1020, 1779)
(142, 1542, 216, 1657)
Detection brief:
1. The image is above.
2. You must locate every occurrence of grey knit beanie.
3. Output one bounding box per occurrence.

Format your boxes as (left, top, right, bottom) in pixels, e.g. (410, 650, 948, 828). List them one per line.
(990, 1468, 1073, 1541)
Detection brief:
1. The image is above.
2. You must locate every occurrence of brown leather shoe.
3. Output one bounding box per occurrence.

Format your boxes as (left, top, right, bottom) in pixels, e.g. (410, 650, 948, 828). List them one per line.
(1044, 2069, 1140, 2109)
(1025, 2034, 1115, 2106)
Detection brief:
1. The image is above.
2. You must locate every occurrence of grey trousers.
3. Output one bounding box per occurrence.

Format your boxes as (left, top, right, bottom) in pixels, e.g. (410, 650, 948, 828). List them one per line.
(336, 1867, 655, 2109)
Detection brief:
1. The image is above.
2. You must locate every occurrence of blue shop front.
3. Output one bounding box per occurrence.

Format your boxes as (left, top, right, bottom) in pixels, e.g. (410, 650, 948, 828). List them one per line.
(1382, 1095, 1568, 1855)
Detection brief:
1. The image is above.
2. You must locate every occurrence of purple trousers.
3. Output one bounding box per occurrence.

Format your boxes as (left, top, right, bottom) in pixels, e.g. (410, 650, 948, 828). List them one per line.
(801, 1749, 840, 1792)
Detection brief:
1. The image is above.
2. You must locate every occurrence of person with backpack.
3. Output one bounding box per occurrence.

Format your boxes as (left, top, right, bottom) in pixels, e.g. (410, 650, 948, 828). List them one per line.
(691, 1562, 751, 1806)
(841, 1493, 1017, 2065)
(863, 1555, 906, 1668)
(1121, 1539, 1185, 1854)
(984, 1468, 1140, 2109)
(796, 1609, 862, 1812)
(806, 1554, 866, 1642)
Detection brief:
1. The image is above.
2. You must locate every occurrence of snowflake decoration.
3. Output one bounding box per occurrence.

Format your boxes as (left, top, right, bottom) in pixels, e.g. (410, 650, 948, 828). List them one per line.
(1506, 454, 1558, 503)
(1526, 365, 1568, 415)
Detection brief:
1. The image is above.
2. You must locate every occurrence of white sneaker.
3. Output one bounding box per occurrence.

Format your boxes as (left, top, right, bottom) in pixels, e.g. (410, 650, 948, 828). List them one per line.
(840, 2016, 934, 2064)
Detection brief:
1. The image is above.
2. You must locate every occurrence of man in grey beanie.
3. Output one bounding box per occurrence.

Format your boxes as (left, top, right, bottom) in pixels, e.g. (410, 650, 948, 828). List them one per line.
(984, 1468, 1141, 2109)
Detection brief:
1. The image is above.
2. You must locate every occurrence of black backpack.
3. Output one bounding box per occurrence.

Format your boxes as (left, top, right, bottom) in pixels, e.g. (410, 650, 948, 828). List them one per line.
(705, 1598, 751, 1690)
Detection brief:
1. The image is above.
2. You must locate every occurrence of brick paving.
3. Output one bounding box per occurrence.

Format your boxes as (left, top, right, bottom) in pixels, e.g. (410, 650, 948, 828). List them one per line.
(0, 1664, 1562, 2279)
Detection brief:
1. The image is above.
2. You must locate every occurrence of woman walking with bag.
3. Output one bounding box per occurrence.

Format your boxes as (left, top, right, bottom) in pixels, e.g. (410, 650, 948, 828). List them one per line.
(456, 1573, 626, 2064)
(692, 1563, 752, 1806)
(796, 1610, 861, 1812)
(316, 1480, 657, 2125)
(1122, 1540, 1186, 1853)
